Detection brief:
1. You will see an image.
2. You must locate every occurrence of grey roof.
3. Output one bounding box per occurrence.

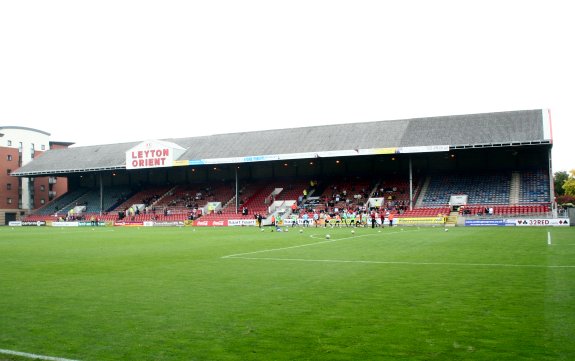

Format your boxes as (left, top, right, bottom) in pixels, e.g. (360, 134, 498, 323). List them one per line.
(13, 142, 141, 175)
(12, 109, 550, 176)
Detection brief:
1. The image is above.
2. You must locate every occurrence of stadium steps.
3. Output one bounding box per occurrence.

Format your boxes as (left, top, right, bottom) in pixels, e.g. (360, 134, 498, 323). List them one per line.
(58, 190, 93, 214)
(150, 186, 178, 208)
(369, 182, 381, 199)
(510, 172, 520, 204)
(223, 194, 238, 210)
(445, 211, 458, 227)
(33, 188, 89, 215)
(415, 176, 431, 207)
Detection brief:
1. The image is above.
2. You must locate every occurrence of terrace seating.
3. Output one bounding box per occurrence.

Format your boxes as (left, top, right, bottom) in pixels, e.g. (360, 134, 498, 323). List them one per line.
(112, 186, 172, 214)
(22, 168, 553, 224)
(274, 180, 309, 201)
(64, 186, 133, 214)
(22, 214, 59, 222)
(234, 181, 274, 214)
(34, 188, 89, 215)
(421, 172, 511, 207)
(313, 177, 374, 212)
(519, 170, 551, 203)
(398, 207, 450, 218)
(373, 178, 412, 202)
(459, 204, 550, 216)
(25, 186, 132, 222)
(236, 181, 299, 214)
(371, 176, 419, 212)
(197, 180, 309, 223)
(133, 182, 236, 218)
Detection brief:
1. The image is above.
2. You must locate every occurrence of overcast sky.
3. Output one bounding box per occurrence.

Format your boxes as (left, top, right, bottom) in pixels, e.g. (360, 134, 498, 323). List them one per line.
(1, 1, 573, 172)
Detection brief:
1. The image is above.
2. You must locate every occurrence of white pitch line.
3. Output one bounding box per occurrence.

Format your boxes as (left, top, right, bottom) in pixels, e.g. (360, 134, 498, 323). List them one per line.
(0, 349, 80, 361)
(221, 229, 414, 259)
(226, 256, 575, 268)
(221, 235, 369, 258)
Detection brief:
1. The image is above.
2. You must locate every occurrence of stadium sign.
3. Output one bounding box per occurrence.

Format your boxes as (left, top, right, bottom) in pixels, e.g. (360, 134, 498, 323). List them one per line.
(10, 220, 47, 226)
(22, 221, 47, 226)
(113, 221, 145, 226)
(465, 219, 511, 227)
(228, 219, 257, 226)
(511, 218, 570, 226)
(395, 217, 445, 225)
(53, 221, 81, 227)
(179, 145, 450, 166)
(126, 140, 186, 170)
(194, 220, 227, 226)
(396, 145, 450, 154)
(143, 221, 185, 227)
(78, 221, 106, 227)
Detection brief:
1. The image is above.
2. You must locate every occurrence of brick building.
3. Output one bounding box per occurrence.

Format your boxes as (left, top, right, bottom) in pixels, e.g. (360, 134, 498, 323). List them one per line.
(0, 126, 72, 224)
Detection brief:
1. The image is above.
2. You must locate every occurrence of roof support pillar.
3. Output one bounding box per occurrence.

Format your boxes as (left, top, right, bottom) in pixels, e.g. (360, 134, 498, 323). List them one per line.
(409, 157, 413, 211)
(99, 173, 103, 216)
(235, 166, 238, 214)
(548, 147, 556, 217)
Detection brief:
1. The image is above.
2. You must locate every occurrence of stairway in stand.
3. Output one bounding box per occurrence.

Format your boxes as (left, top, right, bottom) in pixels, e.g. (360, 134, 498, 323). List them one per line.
(445, 211, 458, 227)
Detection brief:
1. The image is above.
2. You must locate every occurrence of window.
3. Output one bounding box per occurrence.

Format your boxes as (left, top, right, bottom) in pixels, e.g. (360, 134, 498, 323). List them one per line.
(40, 199, 45, 205)
(7, 198, 12, 204)
(6, 183, 11, 190)
(41, 144, 46, 150)
(7, 155, 12, 161)
(18, 142, 23, 150)
(7, 169, 11, 175)
(40, 185, 45, 191)
(7, 140, 12, 146)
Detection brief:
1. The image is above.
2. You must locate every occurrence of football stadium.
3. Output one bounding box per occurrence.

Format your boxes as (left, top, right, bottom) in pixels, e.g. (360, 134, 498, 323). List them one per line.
(1, 109, 574, 361)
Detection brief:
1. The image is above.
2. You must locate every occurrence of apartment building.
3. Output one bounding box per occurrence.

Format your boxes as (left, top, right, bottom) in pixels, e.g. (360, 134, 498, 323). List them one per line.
(0, 126, 72, 224)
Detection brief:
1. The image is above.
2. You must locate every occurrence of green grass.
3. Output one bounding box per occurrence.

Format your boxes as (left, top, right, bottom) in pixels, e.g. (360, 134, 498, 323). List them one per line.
(0, 225, 574, 361)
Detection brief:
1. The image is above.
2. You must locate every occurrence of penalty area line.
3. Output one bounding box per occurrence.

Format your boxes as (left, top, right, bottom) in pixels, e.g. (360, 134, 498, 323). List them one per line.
(221, 234, 372, 259)
(0, 348, 80, 361)
(221, 229, 417, 259)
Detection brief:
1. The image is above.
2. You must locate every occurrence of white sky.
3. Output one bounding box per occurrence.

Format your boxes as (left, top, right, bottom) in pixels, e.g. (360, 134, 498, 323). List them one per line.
(1, 0, 573, 172)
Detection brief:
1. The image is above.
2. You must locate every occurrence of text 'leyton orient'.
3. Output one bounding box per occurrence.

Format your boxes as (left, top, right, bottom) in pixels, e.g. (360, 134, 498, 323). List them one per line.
(131, 149, 170, 168)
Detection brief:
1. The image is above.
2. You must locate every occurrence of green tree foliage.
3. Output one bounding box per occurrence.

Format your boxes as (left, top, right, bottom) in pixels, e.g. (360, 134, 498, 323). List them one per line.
(554, 171, 569, 196)
(562, 170, 575, 196)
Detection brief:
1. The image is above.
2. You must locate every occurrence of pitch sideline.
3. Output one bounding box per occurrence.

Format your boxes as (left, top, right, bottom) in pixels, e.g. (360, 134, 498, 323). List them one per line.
(224, 256, 575, 268)
(0, 348, 80, 361)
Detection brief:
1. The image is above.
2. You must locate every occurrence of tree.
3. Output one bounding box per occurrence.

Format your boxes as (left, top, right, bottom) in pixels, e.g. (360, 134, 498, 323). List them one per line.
(557, 194, 575, 207)
(562, 170, 575, 196)
(554, 171, 569, 196)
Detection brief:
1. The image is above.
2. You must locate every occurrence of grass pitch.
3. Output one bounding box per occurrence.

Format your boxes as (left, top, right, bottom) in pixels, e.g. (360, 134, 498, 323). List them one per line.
(0, 225, 574, 361)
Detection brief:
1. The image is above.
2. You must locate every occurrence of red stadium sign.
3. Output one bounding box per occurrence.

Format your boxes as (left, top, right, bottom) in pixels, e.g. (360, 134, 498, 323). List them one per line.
(130, 148, 170, 168)
(126, 140, 185, 170)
